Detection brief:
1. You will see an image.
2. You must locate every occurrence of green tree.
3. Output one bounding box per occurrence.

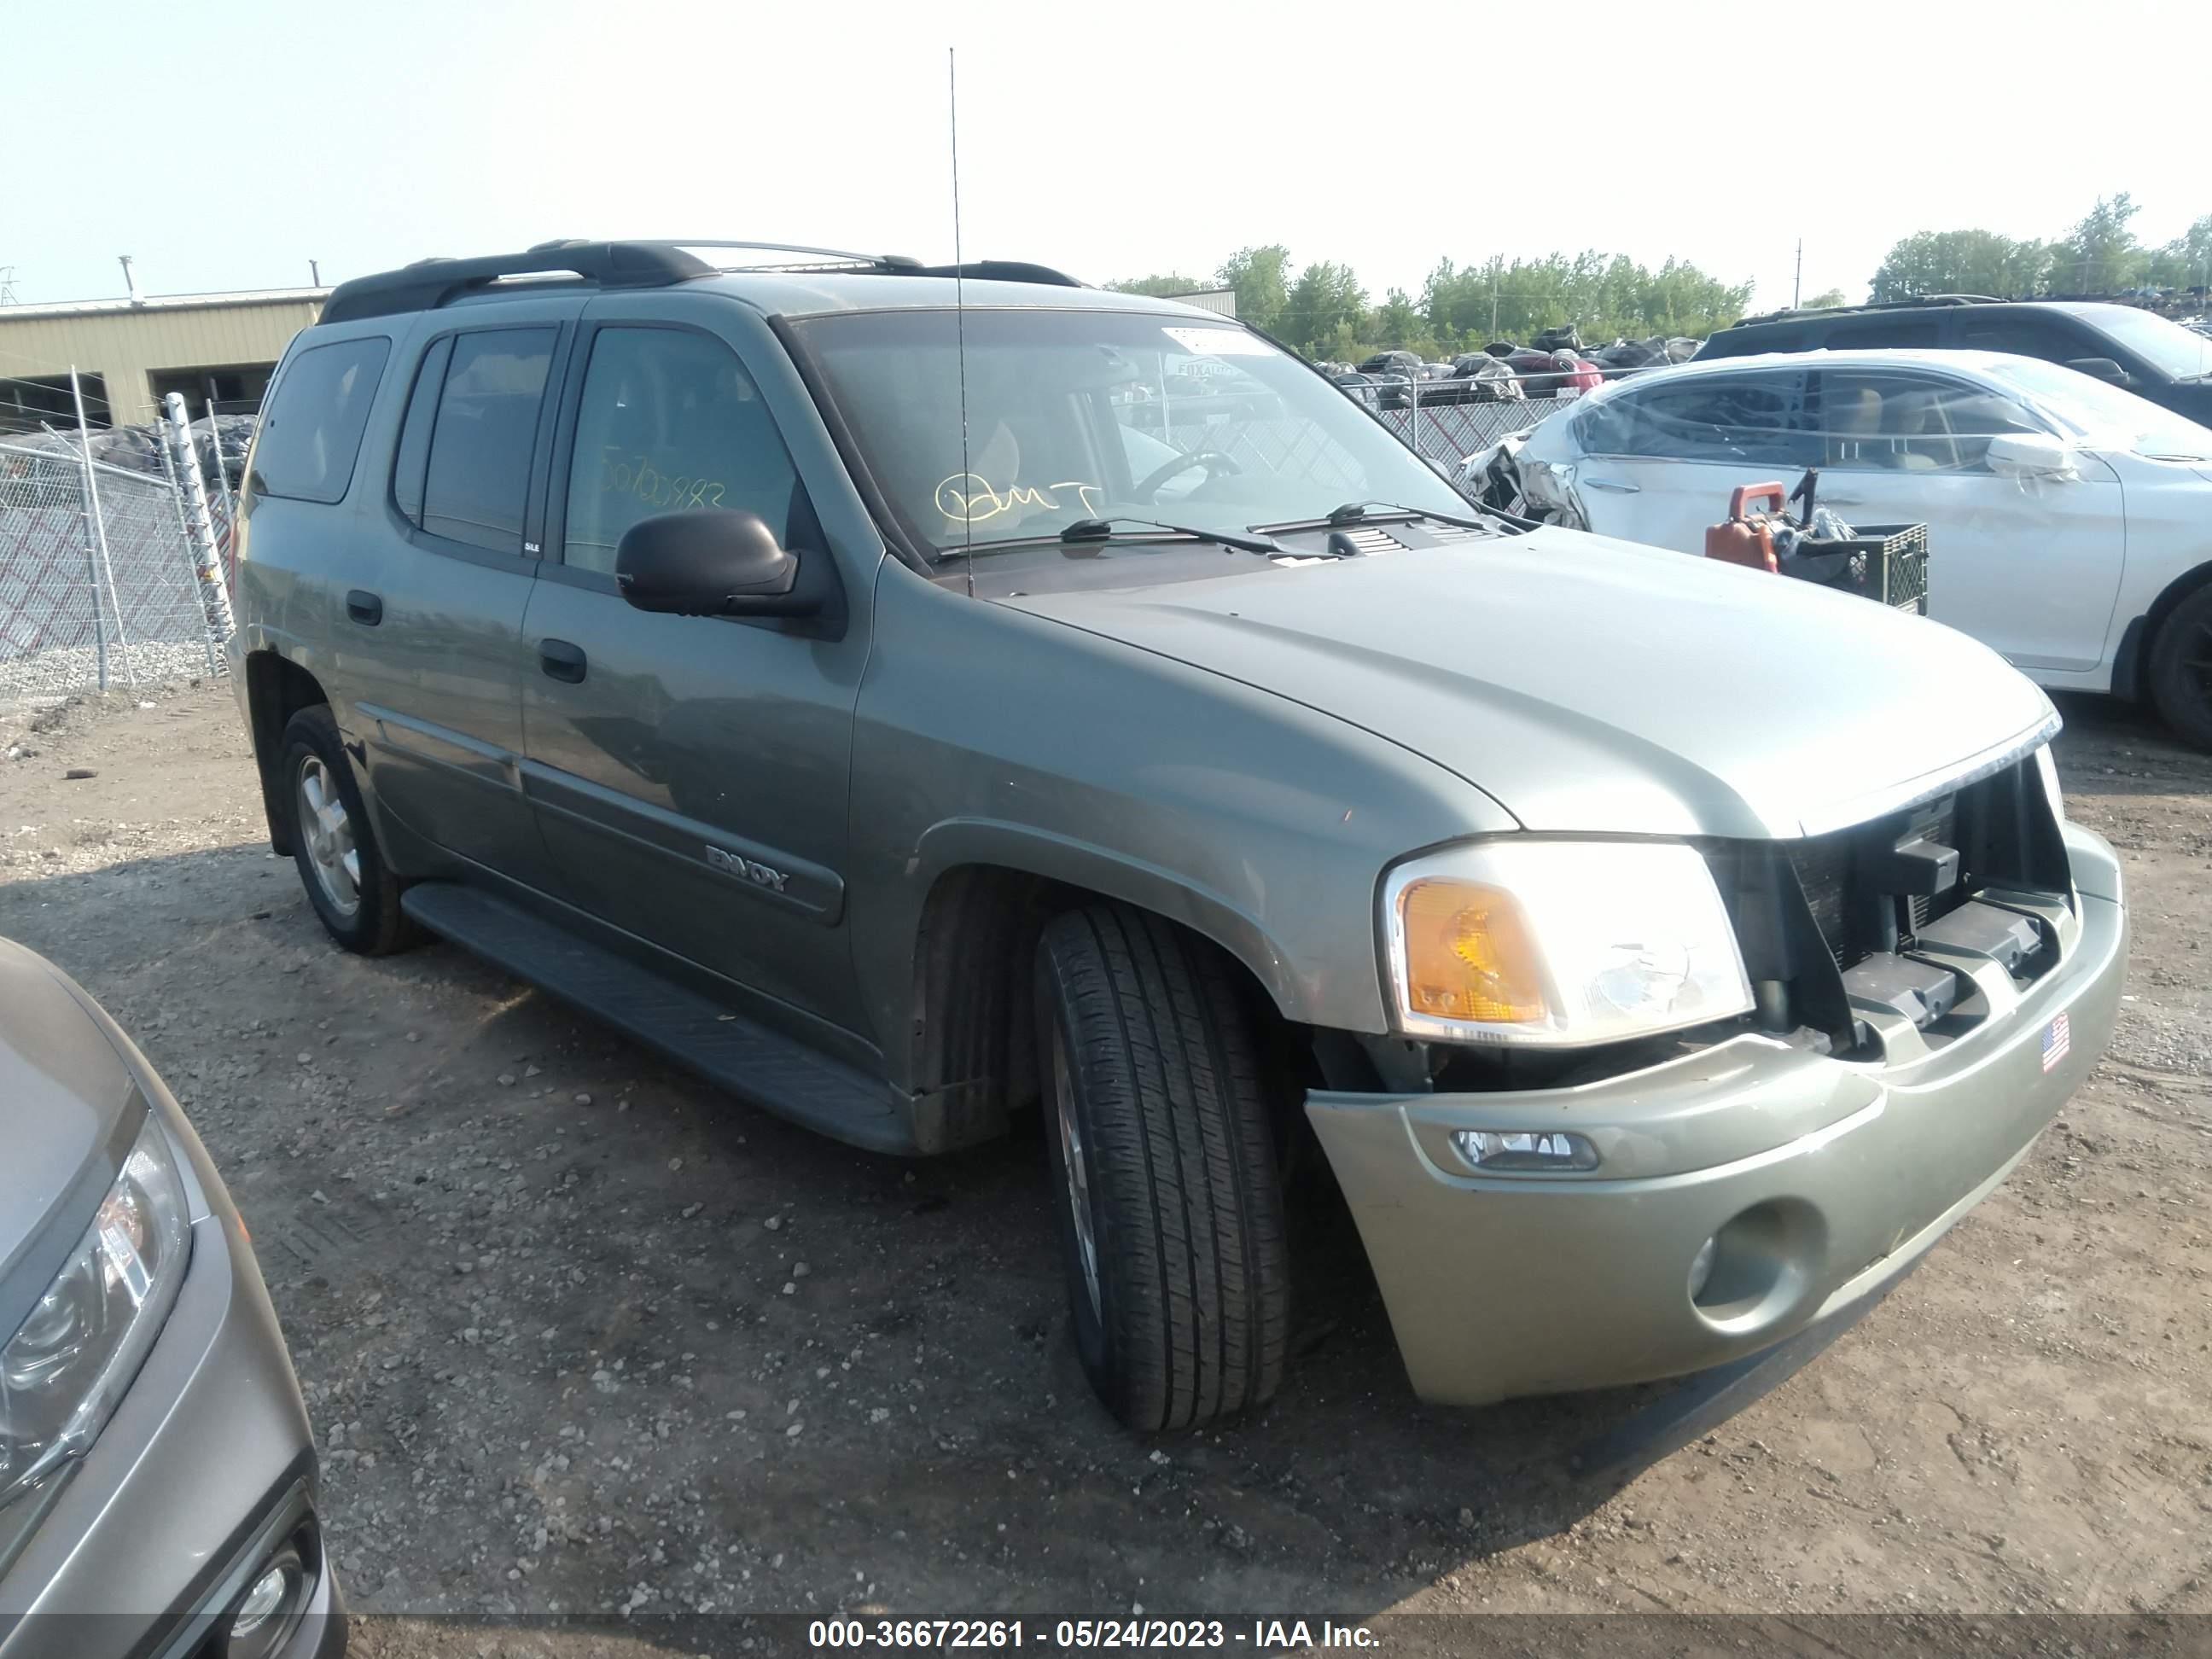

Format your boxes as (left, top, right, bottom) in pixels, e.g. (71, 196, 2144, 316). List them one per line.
(1103, 272, 1209, 297)
(2146, 213, 2212, 289)
(2051, 194, 2145, 294)
(1419, 251, 1748, 346)
(1278, 261, 1367, 354)
(1869, 230, 2049, 300)
(1802, 287, 1848, 310)
(1215, 244, 1290, 332)
(1371, 288, 1423, 349)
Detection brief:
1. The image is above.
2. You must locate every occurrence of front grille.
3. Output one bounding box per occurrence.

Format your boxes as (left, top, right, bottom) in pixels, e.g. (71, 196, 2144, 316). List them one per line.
(1789, 831, 1854, 965)
(1785, 794, 1966, 971)
(1752, 750, 2073, 1045)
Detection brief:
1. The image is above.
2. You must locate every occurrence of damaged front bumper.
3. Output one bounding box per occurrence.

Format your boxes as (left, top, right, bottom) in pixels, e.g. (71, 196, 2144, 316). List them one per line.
(1306, 823, 2127, 1409)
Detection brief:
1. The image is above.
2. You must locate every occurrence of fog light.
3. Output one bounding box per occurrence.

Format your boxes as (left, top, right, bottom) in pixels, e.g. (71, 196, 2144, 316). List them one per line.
(1687, 1235, 1718, 1301)
(226, 1540, 308, 1659)
(1451, 1129, 1599, 1172)
(233, 1564, 291, 1633)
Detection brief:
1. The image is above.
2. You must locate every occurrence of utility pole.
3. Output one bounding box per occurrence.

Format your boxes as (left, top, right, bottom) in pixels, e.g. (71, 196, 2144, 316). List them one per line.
(1793, 239, 1803, 308)
(310, 259, 322, 287)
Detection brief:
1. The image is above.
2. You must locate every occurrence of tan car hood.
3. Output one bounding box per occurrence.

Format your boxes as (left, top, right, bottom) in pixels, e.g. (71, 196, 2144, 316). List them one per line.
(1005, 527, 2057, 840)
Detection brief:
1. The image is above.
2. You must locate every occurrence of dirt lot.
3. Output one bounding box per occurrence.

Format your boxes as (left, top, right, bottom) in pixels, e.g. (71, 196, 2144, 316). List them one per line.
(2, 682, 2207, 1648)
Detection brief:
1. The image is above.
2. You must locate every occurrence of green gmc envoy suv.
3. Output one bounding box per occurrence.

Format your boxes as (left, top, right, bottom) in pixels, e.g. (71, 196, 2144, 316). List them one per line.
(229, 239, 2127, 1433)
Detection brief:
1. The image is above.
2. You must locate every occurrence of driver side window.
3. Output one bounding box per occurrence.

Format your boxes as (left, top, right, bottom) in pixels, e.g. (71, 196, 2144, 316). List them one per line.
(1581, 372, 1815, 469)
(562, 326, 806, 577)
(1811, 371, 2052, 474)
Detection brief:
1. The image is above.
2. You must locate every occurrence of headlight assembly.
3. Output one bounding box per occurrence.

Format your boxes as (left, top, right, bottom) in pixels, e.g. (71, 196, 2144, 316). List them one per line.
(0, 1107, 190, 1511)
(1382, 839, 1754, 1048)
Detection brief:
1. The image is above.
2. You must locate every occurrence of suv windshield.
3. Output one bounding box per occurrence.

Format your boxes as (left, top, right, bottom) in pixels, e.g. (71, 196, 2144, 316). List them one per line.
(795, 308, 1468, 553)
(1988, 358, 2212, 460)
(2085, 305, 2212, 381)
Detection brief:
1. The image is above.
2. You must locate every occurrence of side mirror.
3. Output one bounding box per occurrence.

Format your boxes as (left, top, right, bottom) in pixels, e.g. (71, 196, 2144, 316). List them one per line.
(2065, 357, 2130, 386)
(614, 509, 818, 618)
(1984, 432, 2080, 481)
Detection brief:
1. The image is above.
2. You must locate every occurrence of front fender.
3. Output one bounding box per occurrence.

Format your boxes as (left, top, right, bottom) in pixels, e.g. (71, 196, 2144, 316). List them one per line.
(844, 566, 1518, 1093)
(909, 817, 1301, 1022)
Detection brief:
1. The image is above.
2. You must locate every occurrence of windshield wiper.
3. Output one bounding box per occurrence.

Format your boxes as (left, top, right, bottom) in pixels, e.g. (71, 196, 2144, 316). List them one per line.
(1251, 499, 1500, 534)
(936, 518, 1281, 559)
(1058, 516, 1283, 554)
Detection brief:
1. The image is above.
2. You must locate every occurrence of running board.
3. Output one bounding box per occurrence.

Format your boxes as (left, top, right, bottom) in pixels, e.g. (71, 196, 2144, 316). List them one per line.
(399, 882, 912, 1153)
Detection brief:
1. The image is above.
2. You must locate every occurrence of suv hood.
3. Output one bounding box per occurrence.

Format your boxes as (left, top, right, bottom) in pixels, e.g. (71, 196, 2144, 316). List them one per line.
(1004, 527, 2056, 840)
(0, 940, 140, 1336)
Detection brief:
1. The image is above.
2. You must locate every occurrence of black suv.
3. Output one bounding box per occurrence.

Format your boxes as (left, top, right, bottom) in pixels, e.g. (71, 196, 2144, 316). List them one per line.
(1696, 298, 2212, 426)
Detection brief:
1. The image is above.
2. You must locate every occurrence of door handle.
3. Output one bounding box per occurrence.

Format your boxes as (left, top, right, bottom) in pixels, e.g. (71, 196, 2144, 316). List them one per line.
(1582, 478, 1640, 494)
(345, 590, 382, 626)
(538, 638, 587, 684)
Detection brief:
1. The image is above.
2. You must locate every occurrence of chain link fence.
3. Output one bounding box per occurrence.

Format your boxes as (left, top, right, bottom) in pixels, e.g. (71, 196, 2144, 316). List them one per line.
(0, 434, 232, 708)
(1377, 394, 1572, 464)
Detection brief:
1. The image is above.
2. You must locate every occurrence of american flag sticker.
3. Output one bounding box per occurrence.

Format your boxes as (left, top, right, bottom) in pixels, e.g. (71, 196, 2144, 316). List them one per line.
(2040, 1012, 2072, 1073)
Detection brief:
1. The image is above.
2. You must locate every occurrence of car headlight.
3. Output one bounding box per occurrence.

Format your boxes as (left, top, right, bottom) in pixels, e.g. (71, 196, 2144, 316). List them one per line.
(0, 1108, 190, 1511)
(1382, 838, 1755, 1047)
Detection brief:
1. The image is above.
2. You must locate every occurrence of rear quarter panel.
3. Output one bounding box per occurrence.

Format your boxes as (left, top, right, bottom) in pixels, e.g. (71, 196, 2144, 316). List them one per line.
(231, 316, 425, 737)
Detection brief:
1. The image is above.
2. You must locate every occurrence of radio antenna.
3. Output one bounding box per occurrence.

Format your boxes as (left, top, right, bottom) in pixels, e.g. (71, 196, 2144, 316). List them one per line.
(949, 45, 974, 599)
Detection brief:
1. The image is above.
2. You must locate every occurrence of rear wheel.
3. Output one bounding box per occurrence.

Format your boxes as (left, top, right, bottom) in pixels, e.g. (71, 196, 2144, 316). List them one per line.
(1033, 904, 1289, 1432)
(282, 706, 417, 955)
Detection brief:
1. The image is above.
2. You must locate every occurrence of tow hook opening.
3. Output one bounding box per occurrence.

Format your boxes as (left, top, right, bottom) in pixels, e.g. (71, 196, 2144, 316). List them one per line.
(1690, 1198, 1825, 1332)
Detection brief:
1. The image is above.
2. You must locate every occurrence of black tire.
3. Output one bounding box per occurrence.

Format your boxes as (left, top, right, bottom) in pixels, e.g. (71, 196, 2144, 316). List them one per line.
(2146, 584, 2212, 753)
(1033, 904, 1289, 1432)
(281, 706, 417, 955)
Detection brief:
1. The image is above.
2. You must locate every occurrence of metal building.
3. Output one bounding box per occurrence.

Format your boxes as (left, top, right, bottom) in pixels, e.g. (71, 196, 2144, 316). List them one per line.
(1167, 287, 1237, 317)
(0, 277, 325, 433)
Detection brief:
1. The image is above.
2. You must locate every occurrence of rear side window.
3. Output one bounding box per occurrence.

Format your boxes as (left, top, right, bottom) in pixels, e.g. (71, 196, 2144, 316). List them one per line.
(249, 337, 390, 504)
(415, 328, 556, 554)
(392, 336, 455, 526)
(1579, 370, 1815, 468)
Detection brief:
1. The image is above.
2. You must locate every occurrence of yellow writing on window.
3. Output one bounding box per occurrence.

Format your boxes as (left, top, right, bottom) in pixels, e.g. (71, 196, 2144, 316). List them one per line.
(934, 472, 1102, 525)
(601, 448, 726, 512)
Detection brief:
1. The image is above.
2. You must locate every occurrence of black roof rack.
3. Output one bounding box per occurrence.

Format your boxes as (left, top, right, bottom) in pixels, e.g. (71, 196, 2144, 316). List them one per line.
(900, 260, 1086, 288)
(1724, 294, 2008, 329)
(319, 239, 1086, 324)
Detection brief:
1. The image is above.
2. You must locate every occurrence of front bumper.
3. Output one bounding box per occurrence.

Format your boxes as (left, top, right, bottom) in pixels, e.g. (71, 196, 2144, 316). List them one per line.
(0, 1033, 341, 1658)
(1307, 823, 2128, 1408)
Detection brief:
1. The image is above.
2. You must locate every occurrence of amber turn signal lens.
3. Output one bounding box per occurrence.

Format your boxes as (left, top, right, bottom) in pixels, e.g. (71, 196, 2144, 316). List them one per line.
(1397, 878, 1549, 1024)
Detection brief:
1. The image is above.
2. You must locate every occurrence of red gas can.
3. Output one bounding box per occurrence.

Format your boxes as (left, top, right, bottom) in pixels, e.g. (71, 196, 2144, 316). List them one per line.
(1704, 482, 1785, 573)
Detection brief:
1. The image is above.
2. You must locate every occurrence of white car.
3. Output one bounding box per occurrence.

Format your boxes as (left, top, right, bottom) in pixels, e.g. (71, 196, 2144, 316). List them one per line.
(1487, 349, 2212, 748)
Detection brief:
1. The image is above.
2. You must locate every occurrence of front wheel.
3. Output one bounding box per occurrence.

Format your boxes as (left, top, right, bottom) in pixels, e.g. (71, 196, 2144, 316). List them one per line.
(1034, 905, 1289, 1432)
(2146, 585, 2212, 752)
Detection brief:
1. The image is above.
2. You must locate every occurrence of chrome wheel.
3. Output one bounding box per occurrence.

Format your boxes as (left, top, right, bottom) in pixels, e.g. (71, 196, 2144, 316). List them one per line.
(1051, 1038, 1102, 1323)
(295, 754, 360, 918)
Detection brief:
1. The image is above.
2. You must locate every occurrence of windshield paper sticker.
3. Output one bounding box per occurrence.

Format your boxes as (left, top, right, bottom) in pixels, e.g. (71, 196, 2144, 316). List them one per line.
(1162, 327, 1276, 358)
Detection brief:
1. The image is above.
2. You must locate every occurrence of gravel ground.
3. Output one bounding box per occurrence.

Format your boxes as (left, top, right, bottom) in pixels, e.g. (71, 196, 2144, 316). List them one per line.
(1, 683, 2206, 1653)
(0, 644, 222, 711)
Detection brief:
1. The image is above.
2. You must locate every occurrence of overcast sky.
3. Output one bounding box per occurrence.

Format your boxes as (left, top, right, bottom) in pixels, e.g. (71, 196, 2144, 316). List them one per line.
(9, 0, 2210, 319)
